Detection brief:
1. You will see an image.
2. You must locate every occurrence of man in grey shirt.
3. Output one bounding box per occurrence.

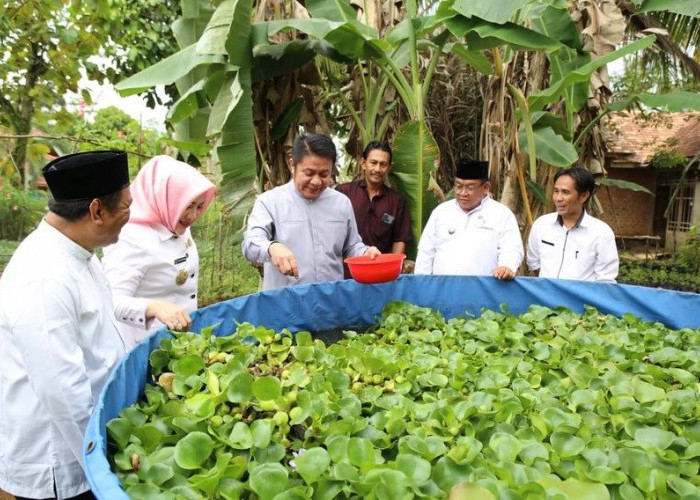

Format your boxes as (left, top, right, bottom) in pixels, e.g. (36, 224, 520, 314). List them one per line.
(243, 133, 380, 290)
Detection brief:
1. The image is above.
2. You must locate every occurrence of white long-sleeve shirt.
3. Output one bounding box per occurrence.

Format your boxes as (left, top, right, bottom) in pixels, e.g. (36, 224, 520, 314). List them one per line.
(415, 197, 523, 276)
(527, 211, 619, 282)
(102, 223, 199, 350)
(242, 181, 367, 290)
(0, 220, 125, 499)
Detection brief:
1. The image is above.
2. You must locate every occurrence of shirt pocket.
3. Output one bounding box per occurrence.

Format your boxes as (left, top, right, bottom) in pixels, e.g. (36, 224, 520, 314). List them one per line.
(539, 239, 560, 262)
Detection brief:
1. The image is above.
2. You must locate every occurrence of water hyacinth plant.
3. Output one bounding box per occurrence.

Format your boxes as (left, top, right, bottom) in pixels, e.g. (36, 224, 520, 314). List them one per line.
(108, 302, 700, 499)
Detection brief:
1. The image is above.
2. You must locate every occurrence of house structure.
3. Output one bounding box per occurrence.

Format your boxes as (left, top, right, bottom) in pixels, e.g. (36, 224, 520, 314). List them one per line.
(599, 111, 700, 252)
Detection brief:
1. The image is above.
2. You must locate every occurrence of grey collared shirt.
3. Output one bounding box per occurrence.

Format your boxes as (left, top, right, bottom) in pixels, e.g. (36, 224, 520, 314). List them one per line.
(242, 181, 368, 290)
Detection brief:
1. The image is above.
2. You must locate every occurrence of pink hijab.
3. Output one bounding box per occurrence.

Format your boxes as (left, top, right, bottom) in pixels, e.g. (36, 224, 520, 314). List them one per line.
(129, 155, 217, 232)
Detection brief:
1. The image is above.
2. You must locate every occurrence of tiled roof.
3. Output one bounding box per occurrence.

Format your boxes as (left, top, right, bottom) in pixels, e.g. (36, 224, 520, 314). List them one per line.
(605, 111, 700, 165)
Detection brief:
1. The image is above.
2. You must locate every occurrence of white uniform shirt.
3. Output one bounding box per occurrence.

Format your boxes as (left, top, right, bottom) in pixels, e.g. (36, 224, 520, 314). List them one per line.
(102, 223, 199, 350)
(415, 197, 523, 275)
(242, 181, 367, 290)
(527, 211, 619, 282)
(0, 221, 125, 499)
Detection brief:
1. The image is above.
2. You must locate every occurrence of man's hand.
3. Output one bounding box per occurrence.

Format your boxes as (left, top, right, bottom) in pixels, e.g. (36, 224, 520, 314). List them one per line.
(493, 266, 515, 280)
(364, 246, 381, 259)
(269, 242, 299, 278)
(147, 300, 192, 331)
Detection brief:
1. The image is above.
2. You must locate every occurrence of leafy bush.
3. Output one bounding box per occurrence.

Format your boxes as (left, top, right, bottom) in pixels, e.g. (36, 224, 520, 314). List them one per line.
(109, 302, 700, 499)
(619, 232, 700, 293)
(0, 182, 47, 240)
(618, 258, 700, 294)
(676, 226, 700, 274)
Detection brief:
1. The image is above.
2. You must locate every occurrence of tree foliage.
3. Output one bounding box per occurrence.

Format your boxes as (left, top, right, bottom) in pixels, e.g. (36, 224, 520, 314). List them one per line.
(0, 0, 177, 186)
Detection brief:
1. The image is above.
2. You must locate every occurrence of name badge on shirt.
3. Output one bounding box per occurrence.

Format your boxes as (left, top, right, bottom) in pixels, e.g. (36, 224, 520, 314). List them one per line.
(381, 213, 395, 225)
(174, 253, 189, 265)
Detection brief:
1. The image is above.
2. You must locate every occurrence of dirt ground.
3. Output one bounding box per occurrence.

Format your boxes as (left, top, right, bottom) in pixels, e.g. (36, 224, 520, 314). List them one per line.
(0, 489, 13, 499)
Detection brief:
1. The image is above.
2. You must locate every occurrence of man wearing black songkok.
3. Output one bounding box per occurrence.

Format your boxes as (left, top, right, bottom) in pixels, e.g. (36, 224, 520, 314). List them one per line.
(0, 151, 131, 500)
(415, 158, 523, 279)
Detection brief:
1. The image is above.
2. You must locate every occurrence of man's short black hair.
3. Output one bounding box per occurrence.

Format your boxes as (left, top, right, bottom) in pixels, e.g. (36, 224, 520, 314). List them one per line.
(554, 167, 595, 197)
(48, 190, 124, 221)
(292, 133, 337, 165)
(362, 141, 392, 163)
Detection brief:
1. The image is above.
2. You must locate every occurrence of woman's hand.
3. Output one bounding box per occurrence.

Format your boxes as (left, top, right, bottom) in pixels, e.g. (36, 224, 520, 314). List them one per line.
(146, 300, 192, 331)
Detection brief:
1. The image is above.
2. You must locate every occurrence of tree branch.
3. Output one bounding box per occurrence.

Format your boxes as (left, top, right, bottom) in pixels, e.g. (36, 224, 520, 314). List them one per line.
(0, 134, 152, 158)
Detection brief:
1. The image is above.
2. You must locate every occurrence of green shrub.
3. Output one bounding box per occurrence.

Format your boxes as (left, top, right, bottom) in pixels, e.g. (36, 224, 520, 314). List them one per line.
(0, 183, 47, 240)
(191, 201, 259, 305)
(676, 226, 700, 274)
(618, 257, 700, 293)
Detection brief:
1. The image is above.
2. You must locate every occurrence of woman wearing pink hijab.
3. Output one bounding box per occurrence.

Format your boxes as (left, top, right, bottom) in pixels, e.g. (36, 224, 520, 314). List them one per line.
(102, 156, 217, 351)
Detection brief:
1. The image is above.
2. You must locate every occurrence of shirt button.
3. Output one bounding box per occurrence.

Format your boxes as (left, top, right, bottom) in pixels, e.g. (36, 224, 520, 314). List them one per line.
(139, 318, 144, 323)
(190, 273, 195, 278)
(122, 317, 127, 320)
(190, 294, 196, 299)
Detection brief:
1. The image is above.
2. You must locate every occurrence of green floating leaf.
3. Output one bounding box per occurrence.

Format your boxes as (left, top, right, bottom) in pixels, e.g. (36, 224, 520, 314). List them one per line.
(489, 432, 522, 463)
(226, 372, 254, 403)
(176, 354, 205, 377)
(251, 419, 272, 449)
(295, 447, 331, 485)
(229, 421, 254, 449)
(248, 463, 289, 499)
(347, 437, 376, 468)
(253, 376, 283, 401)
(107, 418, 133, 450)
(550, 432, 585, 458)
(396, 453, 432, 486)
(537, 477, 610, 500)
(174, 432, 214, 470)
(634, 427, 676, 450)
(449, 481, 496, 500)
(149, 349, 170, 372)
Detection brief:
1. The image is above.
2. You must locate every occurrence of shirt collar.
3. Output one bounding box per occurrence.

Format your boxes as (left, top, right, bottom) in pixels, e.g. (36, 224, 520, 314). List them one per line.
(556, 209, 588, 228)
(358, 178, 387, 197)
(153, 223, 179, 242)
(39, 219, 93, 262)
(287, 179, 329, 203)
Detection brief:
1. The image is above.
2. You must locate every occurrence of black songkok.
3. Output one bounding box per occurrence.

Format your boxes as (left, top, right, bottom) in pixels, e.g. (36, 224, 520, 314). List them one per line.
(42, 150, 129, 201)
(455, 158, 489, 181)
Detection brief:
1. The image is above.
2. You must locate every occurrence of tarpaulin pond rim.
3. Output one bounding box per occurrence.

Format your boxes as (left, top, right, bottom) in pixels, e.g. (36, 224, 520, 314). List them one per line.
(83, 275, 700, 499)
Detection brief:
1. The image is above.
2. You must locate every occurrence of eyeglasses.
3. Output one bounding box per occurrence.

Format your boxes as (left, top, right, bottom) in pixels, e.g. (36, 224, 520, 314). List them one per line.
(454, 182, 485, 194)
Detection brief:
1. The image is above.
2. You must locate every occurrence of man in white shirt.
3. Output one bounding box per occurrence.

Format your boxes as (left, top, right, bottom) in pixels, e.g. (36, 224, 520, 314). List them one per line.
(527, 166, 618, 282)
(0, 151, 131, 500)
(415, 158, 523, 278)
(242, 133, 380, 290)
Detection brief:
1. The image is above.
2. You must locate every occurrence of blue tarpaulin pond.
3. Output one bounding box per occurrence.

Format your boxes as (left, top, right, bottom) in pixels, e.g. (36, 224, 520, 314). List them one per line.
(83, 275, 700, 499)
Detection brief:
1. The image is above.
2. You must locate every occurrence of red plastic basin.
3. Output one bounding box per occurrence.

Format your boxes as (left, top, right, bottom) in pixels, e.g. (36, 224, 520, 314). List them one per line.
(344, 253, 406, 284)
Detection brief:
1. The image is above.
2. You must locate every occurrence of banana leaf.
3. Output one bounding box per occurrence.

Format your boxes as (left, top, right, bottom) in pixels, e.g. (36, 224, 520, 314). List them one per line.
(528, 36, 656, 111)
(449, 0, 532, 24)
(597, 178, 653, 196)
(305, 0, 358, 23)
(518, 125, 578, 168)
(390, 121, 440, 259)
(639, 0, 700, 16)
(606, 91, 700, 112)
(217, 70, 257, 211)
(114, 44, 223, 96)
(441, 16, 563, 53)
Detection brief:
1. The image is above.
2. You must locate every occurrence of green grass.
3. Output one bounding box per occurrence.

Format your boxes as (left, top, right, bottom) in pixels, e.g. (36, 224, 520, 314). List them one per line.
(191, 205, 260, 306)
(0, 239, 19, 271)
